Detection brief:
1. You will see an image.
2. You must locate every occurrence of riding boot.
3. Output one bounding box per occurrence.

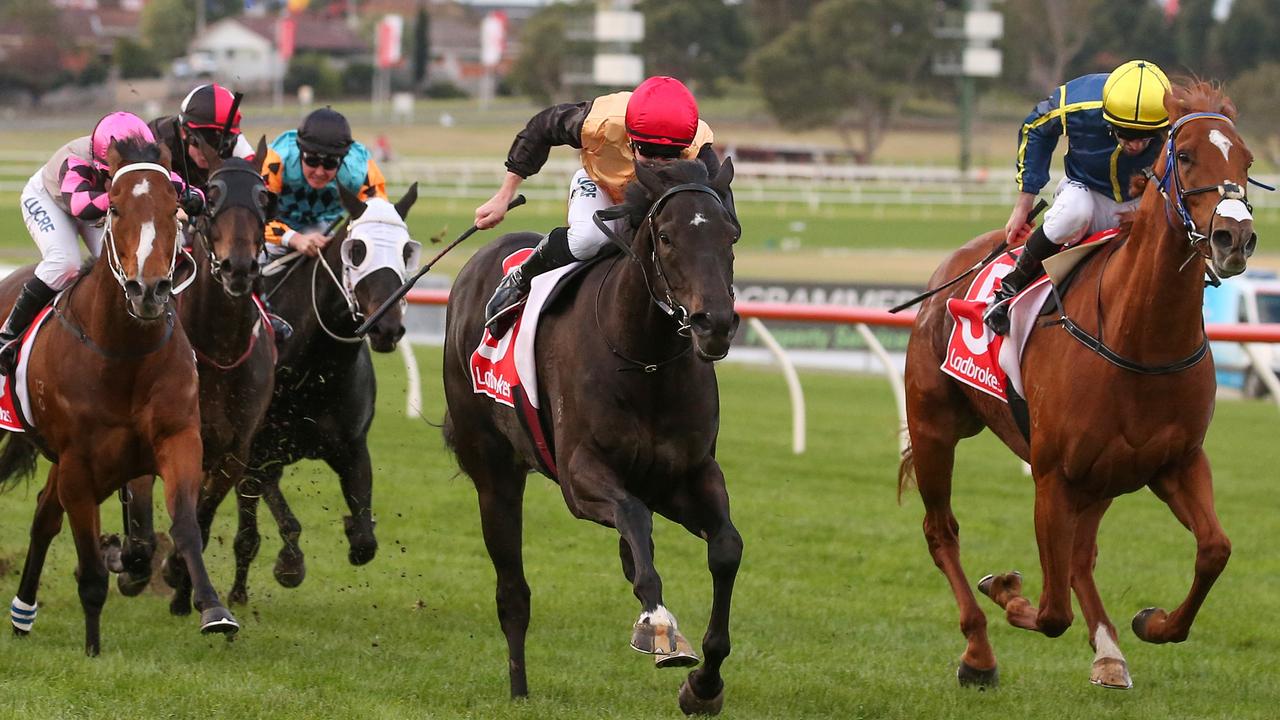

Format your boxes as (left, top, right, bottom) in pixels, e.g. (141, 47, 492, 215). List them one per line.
(484, 227, 577, 336)
(983, 226, 1059, 336)
(259, 295, 293, 348)
(0, 277, 57, 376)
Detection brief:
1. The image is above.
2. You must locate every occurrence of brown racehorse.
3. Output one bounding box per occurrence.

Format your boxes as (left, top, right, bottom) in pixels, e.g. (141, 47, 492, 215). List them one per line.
(442, 158, 741, 715)
(0, 137, 237, 655)
(114, 143, 279, 616)
(900, 83, 1256, 689)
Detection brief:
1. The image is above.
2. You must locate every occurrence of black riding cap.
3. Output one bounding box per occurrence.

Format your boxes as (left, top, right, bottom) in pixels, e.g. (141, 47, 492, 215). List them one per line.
(297, 107, 353, 157)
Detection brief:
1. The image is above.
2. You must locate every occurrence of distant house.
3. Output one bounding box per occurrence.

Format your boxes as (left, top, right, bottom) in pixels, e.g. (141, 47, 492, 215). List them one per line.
(187, 15, 369, 91)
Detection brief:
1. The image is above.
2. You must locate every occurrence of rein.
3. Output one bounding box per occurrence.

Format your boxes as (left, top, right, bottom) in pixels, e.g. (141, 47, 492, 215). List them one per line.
(590, 182, 736, 367)
(101, 162, 196, 315)
(593, 255, 693, 372)
(53, 295, 176, 361)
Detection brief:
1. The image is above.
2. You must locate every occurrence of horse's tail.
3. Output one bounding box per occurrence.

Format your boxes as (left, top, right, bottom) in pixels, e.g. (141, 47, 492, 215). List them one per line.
(0, 432, 38, 492)
(441, 409, 458, 457)
(896, 441, 916, 504)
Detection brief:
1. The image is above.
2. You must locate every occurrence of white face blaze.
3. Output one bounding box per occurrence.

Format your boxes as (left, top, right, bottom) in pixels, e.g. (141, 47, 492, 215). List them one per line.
(690, 212, 708, 227)
(135, 220, 156, 278)
(131, 178, 151, 197)
(1209, 129, 1233, 163)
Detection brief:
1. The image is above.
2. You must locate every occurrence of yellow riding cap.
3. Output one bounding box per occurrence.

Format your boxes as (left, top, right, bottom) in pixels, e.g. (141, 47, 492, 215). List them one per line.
(1102, 60, 1171, 130)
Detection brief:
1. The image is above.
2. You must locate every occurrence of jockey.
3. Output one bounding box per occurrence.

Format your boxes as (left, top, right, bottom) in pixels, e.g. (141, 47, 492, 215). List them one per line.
(475, 75, 716, 333)
(259, 107, 388, 258)
(984, 60, 1171, 335)
(149, 82, 256, 190)
(3, 112, 199, 372)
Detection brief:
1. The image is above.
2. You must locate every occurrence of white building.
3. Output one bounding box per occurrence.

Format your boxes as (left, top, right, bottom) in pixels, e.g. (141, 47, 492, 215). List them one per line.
(187, 18, 281, 88)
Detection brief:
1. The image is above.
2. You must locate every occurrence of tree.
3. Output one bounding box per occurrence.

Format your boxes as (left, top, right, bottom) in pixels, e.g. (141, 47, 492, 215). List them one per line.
(1003, 0, 1101, 94)
(507, 2, 578, 105)
(412, 3, 431, 91)
(1211, 0, 1280, 79)
(745, 0, 824, 38)
(0, 0, 73, 105)
(749, 0, 939, 162)
(1071, 1, 1170, 80)
(141, 0, 197, 61)
(1228, 63, 1280, 167)
(638, 0, 749, 96)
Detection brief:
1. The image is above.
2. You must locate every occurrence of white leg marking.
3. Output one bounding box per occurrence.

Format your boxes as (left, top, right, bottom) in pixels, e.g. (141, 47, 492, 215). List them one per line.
(690, 213, 708, 227)
(1093, 625, 1125, 663)
(1209, 129, 1233, 163)
(131, 178, 151, 197)
(638, 604, 679, 629)
(135, 220, 156, 277)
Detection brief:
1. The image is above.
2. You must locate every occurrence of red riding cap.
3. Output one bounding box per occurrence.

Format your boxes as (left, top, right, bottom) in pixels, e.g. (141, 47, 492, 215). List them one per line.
(625, 76, 699, 148)
(180, 83, 242, 133)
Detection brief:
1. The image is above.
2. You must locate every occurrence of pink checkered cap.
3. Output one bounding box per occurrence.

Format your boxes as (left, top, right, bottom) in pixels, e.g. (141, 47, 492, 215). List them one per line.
(90, 112, 156, 169)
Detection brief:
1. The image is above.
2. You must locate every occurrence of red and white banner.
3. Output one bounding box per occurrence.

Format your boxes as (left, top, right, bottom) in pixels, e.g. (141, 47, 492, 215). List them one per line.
(480, 10, 507, 68)
(276, 16, 296, 61)
(376, 14, 404, 69)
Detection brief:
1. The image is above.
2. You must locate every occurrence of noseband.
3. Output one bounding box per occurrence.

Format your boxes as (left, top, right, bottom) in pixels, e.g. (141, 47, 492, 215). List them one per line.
(102, 162, 195, 314)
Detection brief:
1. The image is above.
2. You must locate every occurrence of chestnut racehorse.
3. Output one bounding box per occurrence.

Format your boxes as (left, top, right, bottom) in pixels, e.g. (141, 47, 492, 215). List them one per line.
(443, 158, 742, 715)
(900, 83, 1256, 688)
(0, 137, 237, 655)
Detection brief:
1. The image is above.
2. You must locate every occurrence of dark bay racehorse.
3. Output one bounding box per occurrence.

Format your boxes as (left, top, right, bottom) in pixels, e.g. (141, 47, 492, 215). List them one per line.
(232, 184, 420, 602)
(900, 83, 1256, 689)
(442, 158, 742, 715)
(113, 143, 280, 613)
(0, 138, 237, 654)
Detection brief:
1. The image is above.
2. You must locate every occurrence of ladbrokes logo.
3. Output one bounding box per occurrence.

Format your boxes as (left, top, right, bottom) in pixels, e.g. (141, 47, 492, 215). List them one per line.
(472, 366, 512, 403)
(946, 346, 1002, 393)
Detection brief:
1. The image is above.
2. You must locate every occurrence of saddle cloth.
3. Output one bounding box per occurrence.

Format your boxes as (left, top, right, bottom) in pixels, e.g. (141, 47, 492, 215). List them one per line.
(942, 228, 1120, 401)
(469, 248, 582, 477)
(0, 305, 56, 433)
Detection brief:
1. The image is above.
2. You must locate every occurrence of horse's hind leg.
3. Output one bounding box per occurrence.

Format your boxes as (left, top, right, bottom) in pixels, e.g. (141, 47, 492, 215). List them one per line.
(659, 461, 742, 717)
(117, 476, 157, 597)
(907, 408, 998, 687)
(12, 467, 64, 636)
(1132, 451, 1230, 645)
(470, 456, 531, 698)
(229, 471, 267, 605)
(1068, 499, 1131, 689)
(324, 443, 378, 566)
(258, 465, 307, 589)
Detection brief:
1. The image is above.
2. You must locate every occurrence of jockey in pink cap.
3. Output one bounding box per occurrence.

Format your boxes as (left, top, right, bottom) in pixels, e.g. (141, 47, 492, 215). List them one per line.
(3, 111, 198, 373)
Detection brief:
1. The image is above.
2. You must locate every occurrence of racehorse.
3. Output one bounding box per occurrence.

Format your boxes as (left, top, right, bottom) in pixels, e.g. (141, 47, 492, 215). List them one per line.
(113, 142, 279, 614)
(0, 137, 237, 654)
(899, 83, 1256, 689)
(231, 184, 420, 602)
(442, 158, 742, 715)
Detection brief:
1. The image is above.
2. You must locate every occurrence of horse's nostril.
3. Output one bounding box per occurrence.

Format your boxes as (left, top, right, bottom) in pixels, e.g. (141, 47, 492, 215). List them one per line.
(1246, 233, 1258, 255)
(248, 259, 261, 276)
(124, 280, 143, 297)
(154, 279, 173, 298)
(219, 259, 233, 275)
(689, 312, 714, 336)
(1211, 229, 1233, 249)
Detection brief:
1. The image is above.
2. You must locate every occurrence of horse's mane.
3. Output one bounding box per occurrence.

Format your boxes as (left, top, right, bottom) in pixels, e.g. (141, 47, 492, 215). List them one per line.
(113, 135, 165, 165)
(1166, 79, 1237, 124)
(621, 159, 713, 229)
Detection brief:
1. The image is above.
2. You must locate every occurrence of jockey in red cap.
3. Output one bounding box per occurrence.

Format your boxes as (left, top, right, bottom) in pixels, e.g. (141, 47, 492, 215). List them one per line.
(475, 75, 716, 334)
(149, 83, 256, 189)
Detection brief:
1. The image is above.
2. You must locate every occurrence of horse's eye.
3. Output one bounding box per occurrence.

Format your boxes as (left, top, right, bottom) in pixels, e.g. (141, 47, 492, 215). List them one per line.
(1176, 151, 1192, 164)
(731, 233, 740, 245)
(658, 232, 671, 246)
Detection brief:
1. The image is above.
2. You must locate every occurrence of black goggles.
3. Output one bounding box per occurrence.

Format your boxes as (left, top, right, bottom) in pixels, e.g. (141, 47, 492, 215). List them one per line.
(301, 151, 343, 170)
(1110, 125, 1163, 142)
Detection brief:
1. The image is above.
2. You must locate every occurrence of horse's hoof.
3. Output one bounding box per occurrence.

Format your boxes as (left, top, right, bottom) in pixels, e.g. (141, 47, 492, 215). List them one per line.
(347, 540, 377, 566)
(655, 632, 701, 668)
(117, 572, 150, 597)
(957, 660, 999, 689)
(227, 587, 249, 606)
(977, 571, 1021, 602)
(200, 606, 240, 635)
(678, 676, 724, 716)
(1131, 607, 1168, 644)
(160, 556, 183, 590)
(100, 534, 123, 574)
(274, 551, 306, 589)
(169, 596, 193, 617)
(1090, 657, 1133, 689)
(85, 642, 100, 657)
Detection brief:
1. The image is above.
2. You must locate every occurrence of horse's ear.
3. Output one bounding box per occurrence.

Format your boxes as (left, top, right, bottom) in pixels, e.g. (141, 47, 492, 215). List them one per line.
(253, 135, 269, 175)
(394, 182, 418, 220)
(634, 160, 664, 198)
(710, 156, 734, 197)
(339, 183, 368, 219)
(107, 140, 125, 175)
(156, 141, 172, 171)
(1163, 86, 1185, 124)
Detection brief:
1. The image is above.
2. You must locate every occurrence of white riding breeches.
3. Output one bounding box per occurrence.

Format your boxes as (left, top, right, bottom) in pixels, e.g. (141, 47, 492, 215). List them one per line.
(1042, 177, 1139, 247)
(565, 168, 620, 261)
(19, 171, 105, 291)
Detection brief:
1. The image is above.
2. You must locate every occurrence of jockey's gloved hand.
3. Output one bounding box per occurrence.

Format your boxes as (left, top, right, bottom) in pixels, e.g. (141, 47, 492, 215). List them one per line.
(180, 190, 205, 218)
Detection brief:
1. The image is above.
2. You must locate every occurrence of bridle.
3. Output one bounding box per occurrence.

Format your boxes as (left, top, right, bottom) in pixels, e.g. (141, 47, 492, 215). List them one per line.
(101, 162, 195, 317)
(592, 181, 739, 368)
(191, 164, 269, 287)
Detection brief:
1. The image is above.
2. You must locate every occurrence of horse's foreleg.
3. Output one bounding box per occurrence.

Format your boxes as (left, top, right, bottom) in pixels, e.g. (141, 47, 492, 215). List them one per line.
(261, 468, 306, 589)
(60, 471, 109, 657)
(661, 461, 741, 717)
(1133, 451, 1230, 645)
(117, 475, 157, 597)
(12, 467, 64, 637)
(168, 467, 236, 616)
(325, 444, 378, 566)
(157, 430, 238, 635)
(229, 469, 270, 604)
(1069, 499, 1130, 689)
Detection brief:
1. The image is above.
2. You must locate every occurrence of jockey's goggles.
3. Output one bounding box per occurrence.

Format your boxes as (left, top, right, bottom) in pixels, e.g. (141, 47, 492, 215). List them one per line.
(1110, 124, 1163, 142)
(302, 151, 343, 170)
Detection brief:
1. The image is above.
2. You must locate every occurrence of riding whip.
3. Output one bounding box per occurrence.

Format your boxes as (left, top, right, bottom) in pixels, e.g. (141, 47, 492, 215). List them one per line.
(889, 198, 1049, 313)
(354, 194, 527, 336)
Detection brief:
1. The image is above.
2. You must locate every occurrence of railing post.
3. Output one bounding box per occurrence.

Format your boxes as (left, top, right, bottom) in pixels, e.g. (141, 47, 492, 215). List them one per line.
(746, 317, 806, 454)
